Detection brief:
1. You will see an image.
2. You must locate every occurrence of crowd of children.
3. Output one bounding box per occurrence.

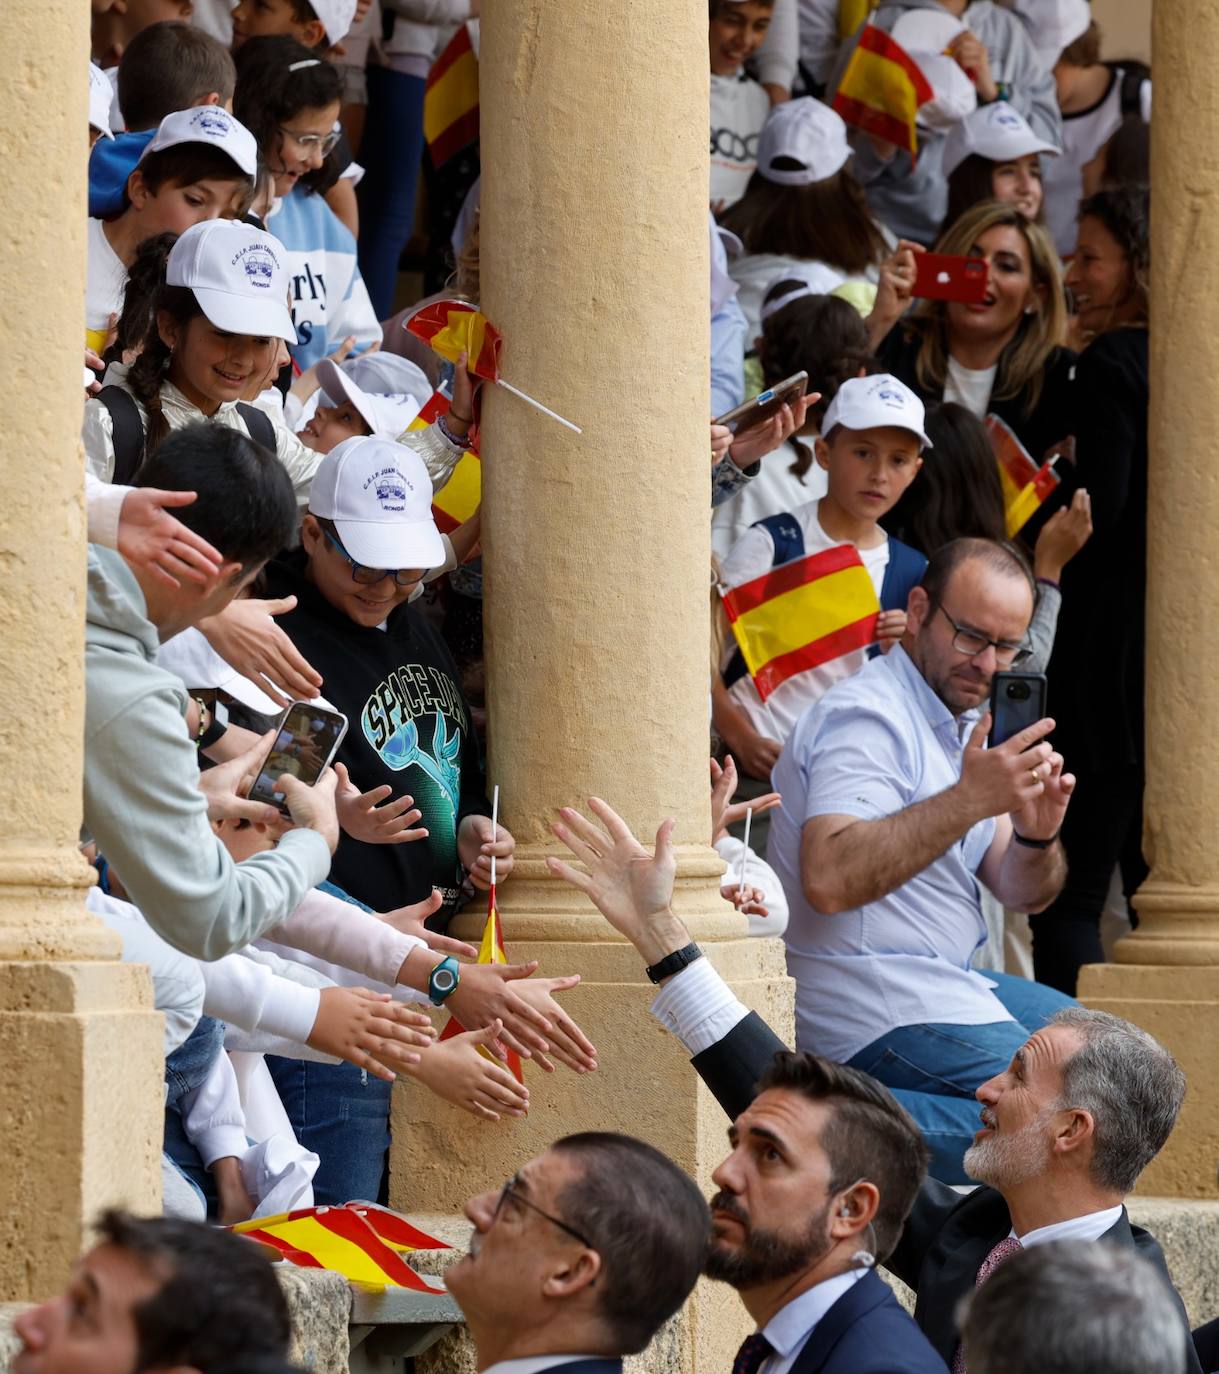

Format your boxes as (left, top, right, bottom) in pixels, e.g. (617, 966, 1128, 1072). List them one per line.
(80, 0, 1151, 1220)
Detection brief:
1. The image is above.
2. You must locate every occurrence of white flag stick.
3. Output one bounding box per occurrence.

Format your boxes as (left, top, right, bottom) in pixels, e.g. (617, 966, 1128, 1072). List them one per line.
(490, 783, 500, 889)
(738, 807, 753, 897)
(496, 377, 582, 433)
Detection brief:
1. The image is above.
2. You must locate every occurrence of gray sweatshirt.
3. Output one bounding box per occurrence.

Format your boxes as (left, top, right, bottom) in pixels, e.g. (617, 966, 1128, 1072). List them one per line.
(84, 547, 331, 961)
(836, 0, 1062, 243)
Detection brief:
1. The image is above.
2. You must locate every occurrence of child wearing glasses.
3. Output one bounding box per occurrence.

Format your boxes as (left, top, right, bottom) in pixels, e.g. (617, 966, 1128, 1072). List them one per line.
(234, 36, 379, 370)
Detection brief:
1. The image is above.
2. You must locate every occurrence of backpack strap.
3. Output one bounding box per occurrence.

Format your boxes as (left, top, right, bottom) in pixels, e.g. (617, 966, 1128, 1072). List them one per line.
(722, 514, 809, 689)
(236, 401, 277, 452)
(1106, 60, 1150, 118)
(868, 538, 927, 659)
(95, 386, 147, 486)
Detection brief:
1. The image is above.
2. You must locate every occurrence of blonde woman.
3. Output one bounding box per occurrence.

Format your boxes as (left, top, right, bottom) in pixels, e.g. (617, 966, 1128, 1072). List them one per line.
(867, 201, 1074, 463)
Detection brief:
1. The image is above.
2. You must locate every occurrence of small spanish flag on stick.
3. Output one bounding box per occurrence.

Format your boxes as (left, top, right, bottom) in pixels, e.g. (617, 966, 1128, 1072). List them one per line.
(230, 1203, 448, 1293)
(424, 22, 479, 169)
(987, 414, 1061, 537)
(439, 786, 525, 1087)
(407, 300, 582, 433)
(407, 389, 482, 534)
(832, 25, 934, 163)
(722, 544, 881, 701)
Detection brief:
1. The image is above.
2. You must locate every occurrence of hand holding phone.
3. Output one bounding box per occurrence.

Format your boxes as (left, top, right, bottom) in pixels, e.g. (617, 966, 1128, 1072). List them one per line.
(714, 371, 809, 433)
(912, 253, 989, 304)
(988, 672, 1047, 747)
(250, 701, 349, 815)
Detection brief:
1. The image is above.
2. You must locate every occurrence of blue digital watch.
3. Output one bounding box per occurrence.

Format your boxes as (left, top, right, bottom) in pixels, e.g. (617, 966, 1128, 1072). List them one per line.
(427, 955, 461, 1006)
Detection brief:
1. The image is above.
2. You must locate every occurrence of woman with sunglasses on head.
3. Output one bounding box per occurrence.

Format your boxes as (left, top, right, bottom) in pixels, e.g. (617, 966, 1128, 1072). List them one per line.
(234, 35, 381, 373)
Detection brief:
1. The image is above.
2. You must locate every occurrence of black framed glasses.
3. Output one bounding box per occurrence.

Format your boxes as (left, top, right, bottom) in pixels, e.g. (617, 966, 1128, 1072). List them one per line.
(493, 1174, 593, 1248)
(322, 527, 423, 588)
(277, 124, 342, 155)
(936, 605, 1031, 668)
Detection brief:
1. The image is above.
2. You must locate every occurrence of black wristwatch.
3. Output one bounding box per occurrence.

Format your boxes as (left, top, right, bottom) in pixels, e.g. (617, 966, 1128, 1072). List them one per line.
(645, 942, 703, 984)
(1012, 828, 1059, 850)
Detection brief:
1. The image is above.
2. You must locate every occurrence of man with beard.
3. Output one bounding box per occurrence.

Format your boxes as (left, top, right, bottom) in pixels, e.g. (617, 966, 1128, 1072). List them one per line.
(546, 798, 1198, 1374)
(443, 1132, 710, 1374)
(765, 537, 1079, 1181)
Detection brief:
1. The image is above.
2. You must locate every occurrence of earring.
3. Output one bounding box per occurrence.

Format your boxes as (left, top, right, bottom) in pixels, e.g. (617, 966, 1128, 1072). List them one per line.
(1024, 305, 1036, 315)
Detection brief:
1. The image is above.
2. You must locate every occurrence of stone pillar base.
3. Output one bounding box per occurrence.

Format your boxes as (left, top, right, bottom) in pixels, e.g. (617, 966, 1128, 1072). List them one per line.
(1077, 962, 1219, 1198)
(392, 915, 793, 1373)
(0, 961, 164, 1298)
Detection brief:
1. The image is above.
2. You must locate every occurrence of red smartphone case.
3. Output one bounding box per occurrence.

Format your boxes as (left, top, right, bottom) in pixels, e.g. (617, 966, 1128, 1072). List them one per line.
(912, 253, 990, 304)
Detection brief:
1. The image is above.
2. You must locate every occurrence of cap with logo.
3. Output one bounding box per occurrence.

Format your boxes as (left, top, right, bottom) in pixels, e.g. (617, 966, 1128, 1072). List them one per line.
(757, 98, 851, 186)
(167, 219, 298, 343)
(89, 63, 114, 139)
(315, 355, 427, 440)
(309, 0, 358, 45)
(941, 102, 1061, 179)
(308, 436, 446, 571)
(821, 374, 932, 449)
(138, 106, 259, 178)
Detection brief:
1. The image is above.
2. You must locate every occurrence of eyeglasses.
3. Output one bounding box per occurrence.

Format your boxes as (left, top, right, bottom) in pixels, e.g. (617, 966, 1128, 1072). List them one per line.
(277, 124, 341, 156)
(322, 527, 422, 588)
(936, 605, 1031, 668)
(492, 1174, 594, 1248)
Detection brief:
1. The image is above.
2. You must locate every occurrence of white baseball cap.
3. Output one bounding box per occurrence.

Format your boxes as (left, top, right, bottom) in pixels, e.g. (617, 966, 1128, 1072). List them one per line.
(889, 8, 965, 54)
(310, 0, 358, 44)
(89, 63, 114, 139)
(156, 626, 285, 716)
(138, 106, 259, 178)
(757, 98, 850, 186)
(167, 220, 298, 343)
(315, 357, 425, 439)
(1009, 0, 1091, 65)
(308, 437, 446, 571)
(822, 374, 932, 449)
(941, 102, 1061, 178)
(914, 53, 978, 133)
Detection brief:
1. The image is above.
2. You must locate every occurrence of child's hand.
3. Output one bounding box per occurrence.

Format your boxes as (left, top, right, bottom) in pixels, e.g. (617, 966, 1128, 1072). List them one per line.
(409, 1019, 530, 1121)
(728, 394, 821, 471)
(335, 762, 429, 844)
(116, 487, 225, 590)
(198, 597, 323, 708)
(307, 986, 437, 1081)
(445, 350, 479, 441)
(711, 422, 733, 467)
(211, 1156, 256, 1226)
(875, 609, 907, 653)
(290, 335, 356, 404)
(382, 890, 479, 959)
(198, 730, 282, 827)
(1034, 488, 1093, 583)
(710, 755, 781, 844)
(498, 973, 598, 1074)
(458, 814, 515, 889)
(720, 882, 769, 919)
(721, 722, 783, 782)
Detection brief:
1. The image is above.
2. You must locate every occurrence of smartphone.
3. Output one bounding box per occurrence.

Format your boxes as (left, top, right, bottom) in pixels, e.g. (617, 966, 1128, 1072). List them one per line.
(912, 253, 989, 304)
(249, 701, 349, 815)
(714, 371, 808, 432)
(988, 672, 1047, 748)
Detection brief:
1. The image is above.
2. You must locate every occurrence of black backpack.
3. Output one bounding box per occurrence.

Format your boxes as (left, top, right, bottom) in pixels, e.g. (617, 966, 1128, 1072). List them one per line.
(95, 385, 278, 485)
(1105, 60, 1151, 119)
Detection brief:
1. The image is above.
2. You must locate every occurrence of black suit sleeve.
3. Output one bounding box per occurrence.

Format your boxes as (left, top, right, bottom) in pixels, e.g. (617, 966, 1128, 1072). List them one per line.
(689, 1011, 789, 1120)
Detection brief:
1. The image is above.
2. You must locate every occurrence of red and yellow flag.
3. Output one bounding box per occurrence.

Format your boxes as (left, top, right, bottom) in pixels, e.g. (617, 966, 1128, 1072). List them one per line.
(424, 22, 479, 168)
(408, 389, 482, 534)
(407, 300, 502, 383)
(987, 414, 1061, 537)
(722, 544, 881, 701)
(837, 0, 879, 40)
(230, 1203, 447, 1293)
(832, 25, 934, 163)
(439, 884, 524, 1086)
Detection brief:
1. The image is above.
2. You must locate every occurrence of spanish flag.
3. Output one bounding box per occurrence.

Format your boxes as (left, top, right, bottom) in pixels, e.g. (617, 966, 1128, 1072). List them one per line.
(230, 1203, 448, 1293)
(722, 544, 881, 701)
(837, 0, 879, 40)
(439, 885, 524, 1086)
(407, 389, 482, 534)
(987, 414, 1061, 537)
(424, 22, 479, 168)
(831, 25, 934, 162)
(407, 300, 502, 383)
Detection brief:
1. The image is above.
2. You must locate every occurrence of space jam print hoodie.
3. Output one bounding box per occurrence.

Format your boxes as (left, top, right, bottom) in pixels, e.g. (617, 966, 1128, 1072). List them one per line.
(266, 550, 488, 920)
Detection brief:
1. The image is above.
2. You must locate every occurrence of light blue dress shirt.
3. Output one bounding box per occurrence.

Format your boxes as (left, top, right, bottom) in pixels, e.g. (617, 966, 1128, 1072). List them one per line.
(768, 644, 1014, 1063)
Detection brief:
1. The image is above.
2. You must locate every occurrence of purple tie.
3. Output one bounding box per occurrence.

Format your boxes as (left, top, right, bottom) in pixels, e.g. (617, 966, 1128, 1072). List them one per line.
(951, 1236, 1023, 1374)
(732, 1332, 775, 1374)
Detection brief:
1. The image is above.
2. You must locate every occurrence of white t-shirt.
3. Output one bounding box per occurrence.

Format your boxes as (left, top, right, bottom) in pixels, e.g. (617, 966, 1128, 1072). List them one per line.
(720, 502, 890, 745)
(710, 72, 771, 210)
(944, 355, 997, 418)
(86, 216, 128, 352)
(712, 437, 827, 561)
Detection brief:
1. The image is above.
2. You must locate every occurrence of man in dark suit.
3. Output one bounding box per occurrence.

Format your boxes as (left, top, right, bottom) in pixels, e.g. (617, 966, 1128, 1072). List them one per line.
(443, 1131, 710, 1374)
(548, 798, 1198, 1374)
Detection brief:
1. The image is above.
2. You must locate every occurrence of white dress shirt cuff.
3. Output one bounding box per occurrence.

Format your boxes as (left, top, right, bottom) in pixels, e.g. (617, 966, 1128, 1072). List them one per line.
(650, 956, 750, 1056)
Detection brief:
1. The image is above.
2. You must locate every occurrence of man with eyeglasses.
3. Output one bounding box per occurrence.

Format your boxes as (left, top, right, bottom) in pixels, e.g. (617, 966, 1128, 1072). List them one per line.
(444, 1132, 710, 1374)
(765, 536, 1079, 1181)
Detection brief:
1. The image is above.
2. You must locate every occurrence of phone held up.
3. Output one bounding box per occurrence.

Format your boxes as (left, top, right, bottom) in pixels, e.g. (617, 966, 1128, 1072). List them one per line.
(912, 253, 989, 304)
(714, 371, 808, 433)
(988, 672, 1047, 749)
(250, 701, 350, 816)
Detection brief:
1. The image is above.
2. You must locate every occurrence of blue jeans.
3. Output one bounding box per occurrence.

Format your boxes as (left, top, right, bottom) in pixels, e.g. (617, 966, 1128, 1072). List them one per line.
(356, 66, 427, 319)
(847, 972, 1076, 1184)
(164, 1015, 226, 1210)
(266, 1056, 393, 1205)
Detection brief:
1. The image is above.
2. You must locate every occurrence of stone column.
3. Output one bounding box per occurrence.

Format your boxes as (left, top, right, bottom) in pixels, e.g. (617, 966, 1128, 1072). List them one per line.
(0, 2, 163, 1298)
(1076, 0, 1219, 1198)
(392, 3, 793, 1368)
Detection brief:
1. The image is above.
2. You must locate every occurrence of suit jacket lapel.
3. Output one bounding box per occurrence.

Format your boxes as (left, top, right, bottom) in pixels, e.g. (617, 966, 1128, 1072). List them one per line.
(790, 1271, 889, 1374)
